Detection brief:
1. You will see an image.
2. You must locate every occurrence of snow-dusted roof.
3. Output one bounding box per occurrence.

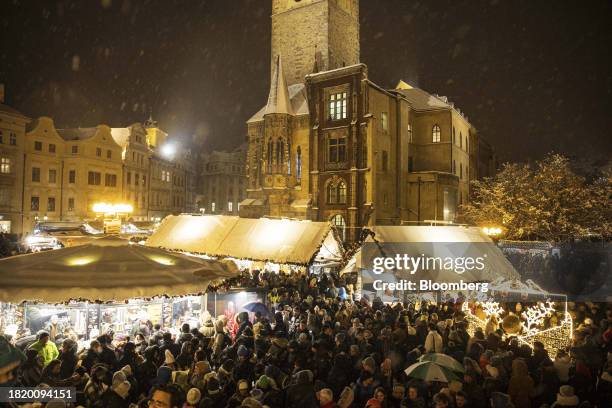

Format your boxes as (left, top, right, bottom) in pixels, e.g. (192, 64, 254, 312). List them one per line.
(57, 127, 98, 141)
(0, 236, 238, 303)
(248, 83, 309, 123)
(394, 87, 453, 111)
(145, 214, 341, 266)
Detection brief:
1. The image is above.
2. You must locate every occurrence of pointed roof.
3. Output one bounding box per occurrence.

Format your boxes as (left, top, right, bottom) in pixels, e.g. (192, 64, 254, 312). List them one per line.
(395, 80, 414, 90)
(265, 55, 294, 115)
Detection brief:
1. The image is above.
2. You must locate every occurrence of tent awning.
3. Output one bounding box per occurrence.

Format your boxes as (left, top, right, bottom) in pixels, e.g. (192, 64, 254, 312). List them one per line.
(0, 236, 238, 303)
(145, 215, 342, 266)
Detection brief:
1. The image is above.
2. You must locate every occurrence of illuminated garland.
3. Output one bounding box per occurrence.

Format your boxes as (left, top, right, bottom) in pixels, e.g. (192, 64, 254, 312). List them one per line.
(482, 301, 504, 318)
(521, 301, 555, 336)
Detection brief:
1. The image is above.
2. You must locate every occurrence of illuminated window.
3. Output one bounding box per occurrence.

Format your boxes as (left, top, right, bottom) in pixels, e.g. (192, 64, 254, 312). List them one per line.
(381, 112, 388, 131)
(432, 125, 441, 143)
(296, 146, 302, 179)
(211, 202, 216, 213)
(331, 214, 346, 240)
(329, 92, 347, 120)
(327, 180, 347, 204)
(328, 136, 347, 163)
(0, 157, 11, 174)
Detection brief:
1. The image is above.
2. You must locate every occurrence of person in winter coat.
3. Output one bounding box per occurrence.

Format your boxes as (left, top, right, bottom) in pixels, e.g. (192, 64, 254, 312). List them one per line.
(550, 385, 579, 408)
(285, 369, 318, 408)
(80, 339, 101, 373)
(135, 345, 159, 397)
(507, 359, 534, 408)
(84, 364, 110, 407)
(176, 341, 194, 371)
(58, 338, 78, 379)
(318, 388, 336, 408)
(28, 331, 58, 367)
(19, 349, 43, 387)
(96, 334, 119, 370)
(99, 379, 131, 408)
(118, 341, 139, 375)
(227, 379, 251, 408)
(40, 359, 80, 387)
(352, 371, 378, 408)
(424, 323, 443, 353)
(233, 345, 255, 384)
(160, 332, 181, 359)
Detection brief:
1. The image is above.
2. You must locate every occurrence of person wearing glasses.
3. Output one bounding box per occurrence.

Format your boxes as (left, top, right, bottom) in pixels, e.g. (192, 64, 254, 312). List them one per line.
(148, 384, 182, 408)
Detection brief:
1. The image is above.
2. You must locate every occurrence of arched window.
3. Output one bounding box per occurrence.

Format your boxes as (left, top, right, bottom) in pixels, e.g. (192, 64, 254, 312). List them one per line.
(276, 139, 284, 172)
(337, 181, 347, 204)
(432, 125, 441, 143)
(296, 146, 302, 179)
(257, 143, 263, 183)
(407, 123, 413, 143)
(287, 139, 292, 175)
(267, 139, 273, 174)
(460, 132, 463, 148)
(327, 182, 337, 204)
(331, 214, 346, 241)
(460, 163, 463, 179)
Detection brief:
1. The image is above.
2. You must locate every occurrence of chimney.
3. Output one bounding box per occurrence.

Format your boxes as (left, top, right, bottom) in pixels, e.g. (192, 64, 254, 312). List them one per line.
(0, 84, 4, 104)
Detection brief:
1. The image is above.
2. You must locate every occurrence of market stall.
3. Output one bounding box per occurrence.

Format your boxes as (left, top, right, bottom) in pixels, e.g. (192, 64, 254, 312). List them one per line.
(0, 236, 238, 341)
(145, 215, 344, 272)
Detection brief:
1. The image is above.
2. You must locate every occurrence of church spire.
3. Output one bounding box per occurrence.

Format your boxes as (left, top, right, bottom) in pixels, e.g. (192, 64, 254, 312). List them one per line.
(265, 55, 294, 116)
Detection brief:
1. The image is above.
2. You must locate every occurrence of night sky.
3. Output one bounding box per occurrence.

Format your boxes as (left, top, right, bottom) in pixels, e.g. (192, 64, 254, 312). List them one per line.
(1, 0, 611, 163)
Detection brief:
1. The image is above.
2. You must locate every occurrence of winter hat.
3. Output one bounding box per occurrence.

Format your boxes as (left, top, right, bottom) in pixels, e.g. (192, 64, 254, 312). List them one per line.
(486, 364, 500, 379)
(194, 360, 211, 374)
(207, 377, 221, 394)
(256, 375, 271, 389)
(113, 380, 131, 399)
(556, 385, 579, 406)
(406, 325, 417, 336)
(112, 370, 127, 388)
(238, 345, 251, 358)
(164, 349, 175, 365)
(362, 356, 376, 372)
(238, 379, 250, 391)
(240, 397, 263, 408)
(120, 364, 132, 377)
(186, 388, 201, 405)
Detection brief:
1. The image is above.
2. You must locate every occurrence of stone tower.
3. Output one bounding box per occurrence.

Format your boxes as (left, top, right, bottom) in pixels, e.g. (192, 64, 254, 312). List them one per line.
(271, 0, 360, 85)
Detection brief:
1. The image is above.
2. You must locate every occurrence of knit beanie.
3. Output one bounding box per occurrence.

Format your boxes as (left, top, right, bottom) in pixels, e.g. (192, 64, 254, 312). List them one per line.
(113, 380, 131, 399)
(164, 349, 175, 365)
(186, 388, 201, 405)
(112, 370, 127, 388)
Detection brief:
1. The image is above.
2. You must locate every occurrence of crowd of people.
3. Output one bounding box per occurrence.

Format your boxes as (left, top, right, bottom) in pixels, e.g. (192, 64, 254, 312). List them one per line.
(0, 271, 611, 408)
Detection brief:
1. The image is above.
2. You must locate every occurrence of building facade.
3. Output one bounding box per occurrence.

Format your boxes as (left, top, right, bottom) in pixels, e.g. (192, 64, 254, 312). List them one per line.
(0, 100, 200, 234)
(200, 146, 247, 215)
(0, 98, 29, 234)
(241, 0, 496, 241)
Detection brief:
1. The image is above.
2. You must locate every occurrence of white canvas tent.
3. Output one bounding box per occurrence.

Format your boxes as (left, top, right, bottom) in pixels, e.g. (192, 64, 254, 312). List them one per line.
(145, 215, 343, 267)
(0, 236, 238, 303)
(342, 226, 520, 283)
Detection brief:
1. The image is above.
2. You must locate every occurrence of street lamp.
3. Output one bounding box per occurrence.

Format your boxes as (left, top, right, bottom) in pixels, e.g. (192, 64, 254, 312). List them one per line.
(161, 142, 177, 159)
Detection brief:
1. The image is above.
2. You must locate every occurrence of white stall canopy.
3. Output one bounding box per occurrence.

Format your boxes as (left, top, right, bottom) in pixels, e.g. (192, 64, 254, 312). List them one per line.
(0, 236, 238, 303)
(145, 215, 343, 266)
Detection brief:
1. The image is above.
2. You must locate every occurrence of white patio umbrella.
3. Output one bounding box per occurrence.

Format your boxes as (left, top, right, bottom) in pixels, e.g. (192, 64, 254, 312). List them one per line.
(0, 236, 239, 303)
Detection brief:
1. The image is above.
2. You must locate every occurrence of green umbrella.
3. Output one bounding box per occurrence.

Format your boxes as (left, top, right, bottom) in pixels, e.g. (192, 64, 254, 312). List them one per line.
(404, 361, 460, 383)
(419, 353, 465, 373)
